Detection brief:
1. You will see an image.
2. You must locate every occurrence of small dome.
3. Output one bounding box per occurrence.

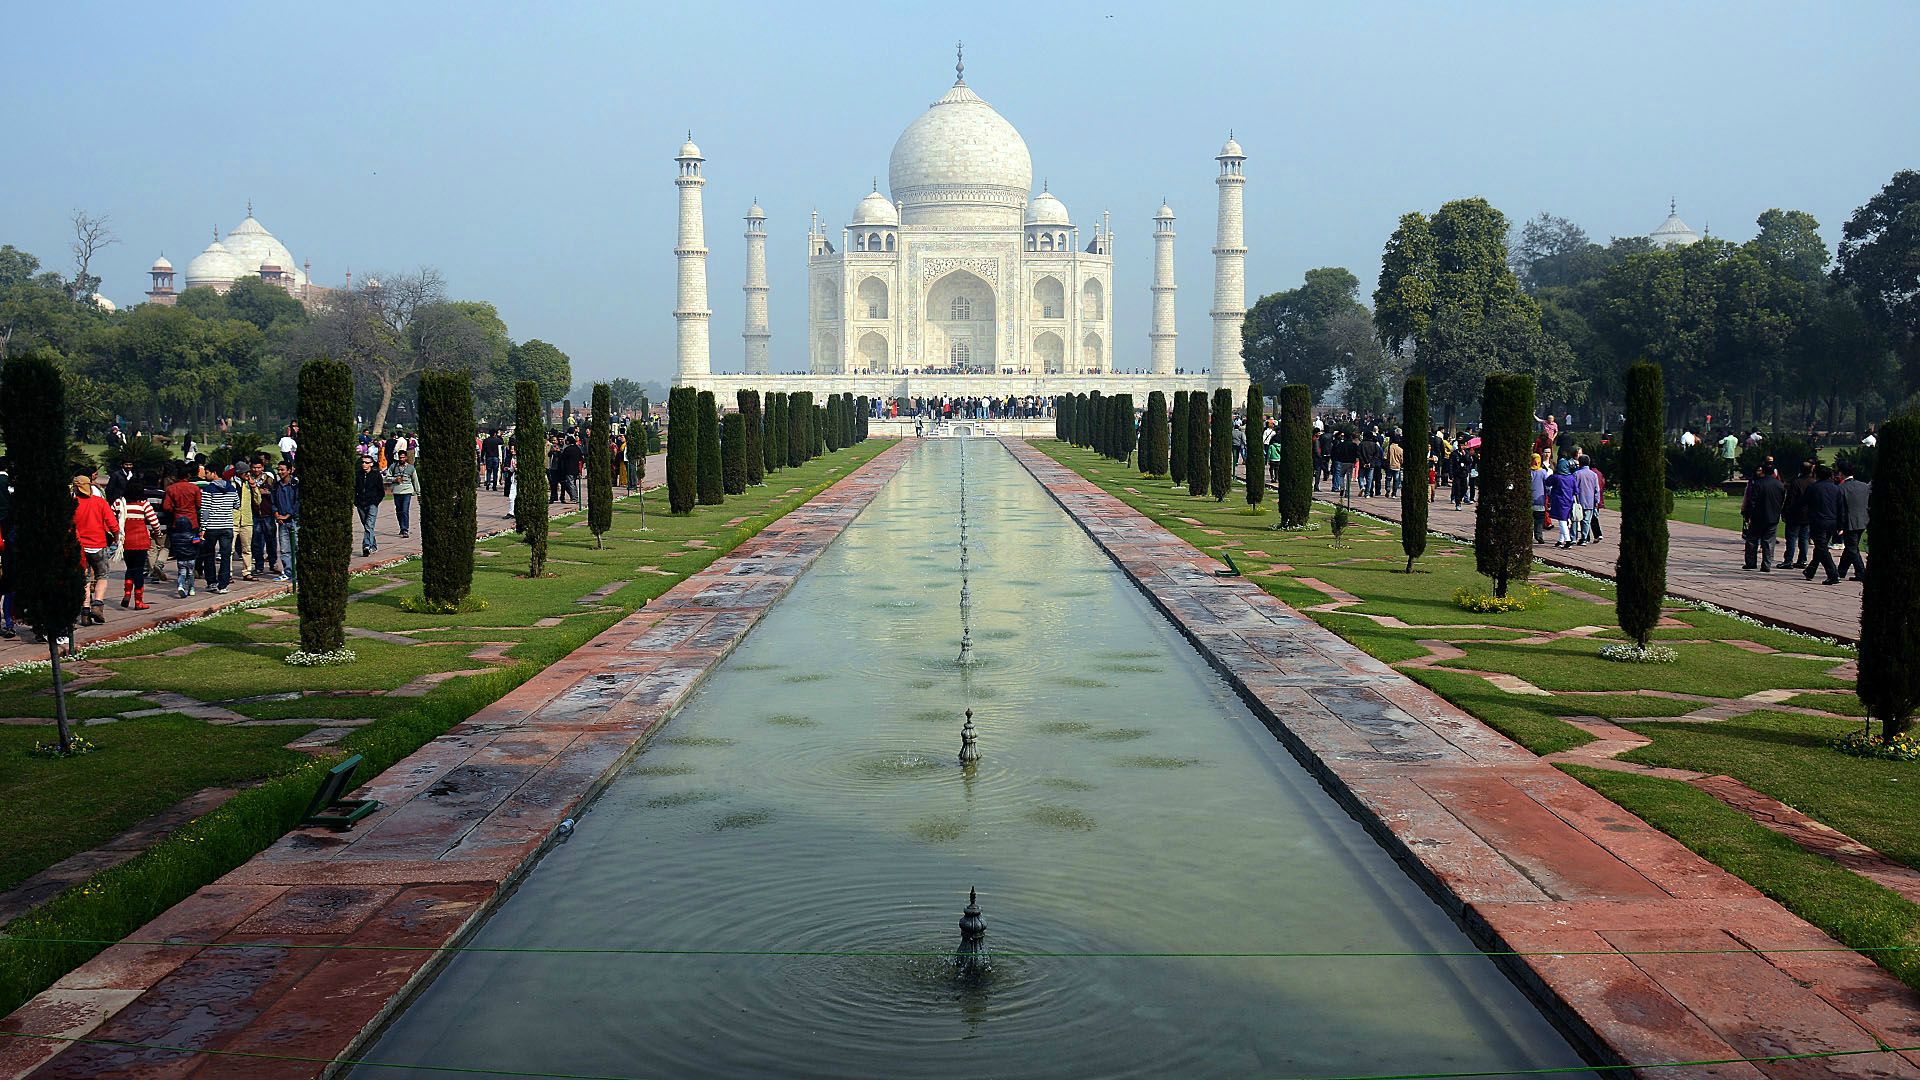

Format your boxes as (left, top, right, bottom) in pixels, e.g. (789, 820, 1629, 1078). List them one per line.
(746, 201, 765, 219)
(1025, 190, 1070, 226)
(1219, 135, 1244, 158)
(851, 190, 899, 226)
(88, 293, 117, 313)
(184, 239, 243, 287)
(150, 254, 173, 271)
(678, 136, 703, 160)
(1649, 206, 1701, 249)
(1156, 201, 1175, 219)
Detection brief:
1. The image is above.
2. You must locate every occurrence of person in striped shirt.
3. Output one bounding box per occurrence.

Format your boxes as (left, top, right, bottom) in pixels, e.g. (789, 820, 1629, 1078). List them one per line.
(197, 470, 242, 594)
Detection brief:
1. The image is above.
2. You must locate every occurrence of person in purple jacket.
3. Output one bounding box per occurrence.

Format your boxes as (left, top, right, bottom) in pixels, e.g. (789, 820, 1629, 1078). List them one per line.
(1573, 455, 1601, 545)
(1546, 458, 1581, 548)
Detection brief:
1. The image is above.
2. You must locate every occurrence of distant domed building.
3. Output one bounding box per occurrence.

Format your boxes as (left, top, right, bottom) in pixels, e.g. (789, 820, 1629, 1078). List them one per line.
(1648, 200, 1702, 249)
(146, 206, 341, 308)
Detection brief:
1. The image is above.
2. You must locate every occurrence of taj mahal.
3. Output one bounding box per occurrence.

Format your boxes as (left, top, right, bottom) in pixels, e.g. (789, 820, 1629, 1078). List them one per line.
(670, 47, 1250, 400)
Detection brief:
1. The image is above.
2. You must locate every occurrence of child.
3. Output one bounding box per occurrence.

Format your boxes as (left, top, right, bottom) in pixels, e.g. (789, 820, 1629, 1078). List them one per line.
(169, 513, 203, 599)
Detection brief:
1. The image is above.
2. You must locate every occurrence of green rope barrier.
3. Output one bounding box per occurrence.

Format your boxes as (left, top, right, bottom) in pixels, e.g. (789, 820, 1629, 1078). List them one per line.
(0, 1029, 1913, 1080)
(3, 934, 1916, 961)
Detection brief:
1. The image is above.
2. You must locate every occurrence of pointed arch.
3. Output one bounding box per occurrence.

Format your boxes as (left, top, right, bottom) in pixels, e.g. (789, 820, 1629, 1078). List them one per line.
(857, 276, 888, 319)
(1031, 275, 1064, 320)
(857, 331, 888, 372)
(1082, 331, 1103, 372)
(1033, 331, 1065, 375)
(1081, 277, 1104, 321)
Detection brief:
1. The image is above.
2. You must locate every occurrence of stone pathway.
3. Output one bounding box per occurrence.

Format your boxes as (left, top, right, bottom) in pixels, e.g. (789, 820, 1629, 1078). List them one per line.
(0, 457, 667, 668)
(0, 443, 911, 1080)
(1337, 490, 1863, 643)
(1009, 439, 1920, 1078)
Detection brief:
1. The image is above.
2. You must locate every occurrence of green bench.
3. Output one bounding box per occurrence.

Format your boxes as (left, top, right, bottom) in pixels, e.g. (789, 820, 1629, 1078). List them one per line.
(300, 754, 382, 830)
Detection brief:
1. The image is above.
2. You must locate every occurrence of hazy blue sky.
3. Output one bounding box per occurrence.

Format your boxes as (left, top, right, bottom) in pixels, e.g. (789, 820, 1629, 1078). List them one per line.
(5, 0, 1915, 384)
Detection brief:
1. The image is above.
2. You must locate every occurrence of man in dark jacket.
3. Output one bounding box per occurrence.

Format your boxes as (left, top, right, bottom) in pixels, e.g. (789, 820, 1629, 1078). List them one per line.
(1835, 461, 1871, 582)
(1781, 460, 1817, 568)
(1740, 464, 1786, 571)
(558, 436, 584, 503)
(353, 454, 386, 557)
(1801, 465, 1845, 585)
(481, 430, 504, 491)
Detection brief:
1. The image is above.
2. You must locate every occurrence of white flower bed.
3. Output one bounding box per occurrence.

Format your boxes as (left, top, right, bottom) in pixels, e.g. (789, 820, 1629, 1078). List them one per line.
(284, 647, 358, 667)
(1598, 642, 1678, 664)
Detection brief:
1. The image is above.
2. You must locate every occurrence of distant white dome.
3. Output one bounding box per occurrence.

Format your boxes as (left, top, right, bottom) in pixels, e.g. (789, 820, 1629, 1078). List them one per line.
(1156, 201, 1175, 219)
(1649, 207, 1701, 249)
(222, 215, 307, 287)
(888, 78, 1032, 227)
(679, 136, 703, 160)
(150, 254, 173, 271)
(184, 239, 244, 288)
(88, 293, 117, 313)
(851, 190, 899, 226)
(746, 201, 766, 220)
(1025, 189, 1070, 226)
(1218, 135, 1244, 158)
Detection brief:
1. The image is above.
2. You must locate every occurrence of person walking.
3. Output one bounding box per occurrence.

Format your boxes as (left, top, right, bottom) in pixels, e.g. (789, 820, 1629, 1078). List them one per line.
(390, 449, 418, 539)
(1546, 459, 1580, 548)
(354, 453, 386, 557)
(1385, 433, 1405, 497)
(72, 472, 120, 625)
(1781, 460, 1816, 568)
(197, 469, 240, 594)
(244, 458, 277, 578)
(482, 429, 503, 491)
(272, 461, 298, 583)
(558, 436, 583, 503)
(1573, 455, 1601, 545)
(1802, 464, 1844, 585)
(231, 463, 256, 581)
(1835, 461, 1870, 582)
(1740, 464, 1786, 571)
(1529, 453, 1550, 544)
(115, 481, 160, 609)
(1358, 432, 1382, 497)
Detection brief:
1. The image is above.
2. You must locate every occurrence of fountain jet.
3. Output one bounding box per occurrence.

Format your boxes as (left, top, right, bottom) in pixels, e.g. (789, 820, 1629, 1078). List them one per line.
(955, 886, 989, 980)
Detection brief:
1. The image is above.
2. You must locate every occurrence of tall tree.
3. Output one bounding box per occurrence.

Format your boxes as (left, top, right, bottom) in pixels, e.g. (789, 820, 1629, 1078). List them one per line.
(305, 267, 446, 434)
(696, 391, 723, 505)
(1614, 363, 1668, 648)
(1170, 389, 1188, 486)
(298, 359, 356, 652)
(1278, 384, 1313, 528)
(767, 392, 786, 474)
(1143, 391, 1169, 476)
(588, 384, 613, 546)
(1243, 267, 1365, 403)
(666, 386, 698, 514)
(1837, 170, 1920, 396)
(1860, 416, 1920, 737)
(65, 210, 118, 303)
(0, 353, 84, 751)
(1210, 388, 1234, 501)
(1474, 373, 1535, 598)
(1244, 383, 1265, 506)
(1187, 390, 1211, 498)
(1400, 375, 1430, 571)
(721, 411, 748, 495)
(418, 370, 478, 605)
(514, 381, 551, 575)
(739, 389, 764, 486)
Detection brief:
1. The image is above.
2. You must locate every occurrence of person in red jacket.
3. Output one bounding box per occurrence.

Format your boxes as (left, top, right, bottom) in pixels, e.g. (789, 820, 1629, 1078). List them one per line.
(115, 482, 160, 609)
(72, 472, 120, 626)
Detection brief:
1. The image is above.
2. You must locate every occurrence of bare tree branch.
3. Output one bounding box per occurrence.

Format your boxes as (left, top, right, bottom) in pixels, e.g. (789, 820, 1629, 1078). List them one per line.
(67, 210, 118, 301)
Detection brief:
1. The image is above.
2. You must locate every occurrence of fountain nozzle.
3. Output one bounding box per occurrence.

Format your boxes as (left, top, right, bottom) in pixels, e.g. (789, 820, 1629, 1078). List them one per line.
(956, 886, 989, 979)
(959, 708, 980, 765)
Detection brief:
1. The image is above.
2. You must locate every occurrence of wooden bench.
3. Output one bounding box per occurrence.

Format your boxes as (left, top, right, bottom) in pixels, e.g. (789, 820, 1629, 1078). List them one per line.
(300, 754, 382, 830)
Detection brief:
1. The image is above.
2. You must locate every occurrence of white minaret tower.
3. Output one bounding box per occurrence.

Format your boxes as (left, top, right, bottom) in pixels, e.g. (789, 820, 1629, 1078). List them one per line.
(1150, 200, 1177, 376)
(674, 133, 711, 385)
(1211, 133, 1248, 386)
(743, 200, 770, 375)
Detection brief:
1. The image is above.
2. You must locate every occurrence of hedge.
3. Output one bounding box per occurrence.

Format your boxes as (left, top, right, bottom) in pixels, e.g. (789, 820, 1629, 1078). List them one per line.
(513, 381, 550, 575)
(418, 370, 477, 603)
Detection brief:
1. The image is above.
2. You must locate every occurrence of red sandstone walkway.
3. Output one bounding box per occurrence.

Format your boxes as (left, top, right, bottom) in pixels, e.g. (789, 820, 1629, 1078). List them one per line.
(0, 458, 666, 669)
(1336, 488, 1862, 643)
(0, 443, 910, 1080)
(1013, 439, 1920, 1079)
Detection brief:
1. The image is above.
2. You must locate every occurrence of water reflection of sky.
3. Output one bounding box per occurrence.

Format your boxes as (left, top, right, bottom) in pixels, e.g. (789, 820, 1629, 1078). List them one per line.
(357, 439, 1588, 1080)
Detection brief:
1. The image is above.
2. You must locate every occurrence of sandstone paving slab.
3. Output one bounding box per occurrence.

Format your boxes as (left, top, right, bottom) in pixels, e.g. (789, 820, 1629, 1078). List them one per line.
(1006, 439, 1920, 1076)
(4, 441, 913, 1079)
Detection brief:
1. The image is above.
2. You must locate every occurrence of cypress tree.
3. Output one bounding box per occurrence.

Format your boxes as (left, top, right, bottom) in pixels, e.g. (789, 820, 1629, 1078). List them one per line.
(1170, 390, 1188, 485)
(824, 395, 840, 452)
(0, 353, 85, 750)
(297, 359, 356, 650)
(1211, 388, 1234, 501)
(788, 391, 808, 467)
(1188, 390, 1211, 498)
(626, 414, 648, 529)
(586, 383, 613, 547)
(1474, 373, 1535, 598)
(1056, 394, 1071, 441)
(419, 369, 478, 604)
(722, 411, 748, 495)
(1087, 391, 1102, 451)
(1400, 375, 1430, 571)
(739, 389, 764, 486)
(1861, 415, 1920, 737)
(1245, 383, 1266, 506)
(514, 381, 551, 574)
(812, 405, 827, 457)
(1614, 362, 1669, 647)
(696, 390, 723, 505)
(856, 395, 870, 441)
(767, 392, 786, 474)
(1116, 394, 1134, 464)
(1144, 391, 1169, 476)
(666, 385, 698, 514)
(1279, 384, 1313, 528)
(842, 393, 856, 447)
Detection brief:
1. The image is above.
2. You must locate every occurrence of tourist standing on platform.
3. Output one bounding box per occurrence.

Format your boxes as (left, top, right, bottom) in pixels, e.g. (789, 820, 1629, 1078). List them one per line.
(1835, 461, 1870, 582)
(231, 461, 256, 580)
(1547, 459, 1579, 548)
(355, 453, 386, 557)
(1802, 465, 1844, 584)
(198, 468, 240, 594)
(1529, 454, 1549, 544)
(272, 461, 298, 583)
(390, 449, 417, 539)
(244, 459, 277, 579)
(115, 482, 159, 609)
(482, 429, 504, 490)
(1573, 456, 1600, 544)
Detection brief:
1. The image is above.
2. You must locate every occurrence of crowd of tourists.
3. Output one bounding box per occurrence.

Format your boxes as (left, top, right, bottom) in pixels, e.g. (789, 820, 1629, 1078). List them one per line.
(876, 396, 1055, 420)
(1734, 457, 1870, 581)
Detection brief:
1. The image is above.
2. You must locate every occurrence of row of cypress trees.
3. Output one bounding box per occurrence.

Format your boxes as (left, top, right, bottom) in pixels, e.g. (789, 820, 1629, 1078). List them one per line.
(664, 388, 868, 516)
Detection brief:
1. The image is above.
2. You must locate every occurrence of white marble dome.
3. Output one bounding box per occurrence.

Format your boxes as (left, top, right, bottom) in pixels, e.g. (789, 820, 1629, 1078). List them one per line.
(150, 254, 173, 271)
(184, 238, 243, 289)
(222, 216, 306, 286)
(851, 190, 899, 226)
(1025, 189, 1070, 225)
(888, 80, 1032, 227)
(1649, 207, 1701, 249)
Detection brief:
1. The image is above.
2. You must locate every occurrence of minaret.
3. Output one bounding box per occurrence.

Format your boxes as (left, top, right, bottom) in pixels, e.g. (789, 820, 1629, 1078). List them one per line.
(1211, 133, 1248, 386)
(1150, 200, 1177, 375)
(674, 133, 712, 385)
(743, 200, 770, 375)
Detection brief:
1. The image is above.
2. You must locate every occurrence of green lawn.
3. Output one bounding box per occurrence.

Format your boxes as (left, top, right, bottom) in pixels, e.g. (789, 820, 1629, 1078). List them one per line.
(0, 440, 888, 1015)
